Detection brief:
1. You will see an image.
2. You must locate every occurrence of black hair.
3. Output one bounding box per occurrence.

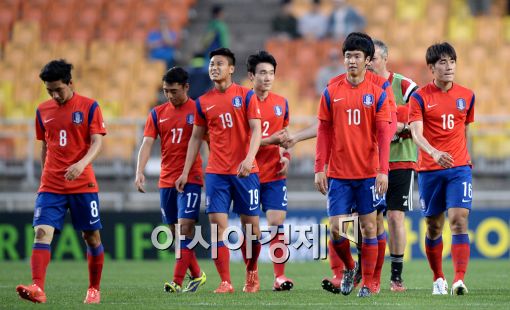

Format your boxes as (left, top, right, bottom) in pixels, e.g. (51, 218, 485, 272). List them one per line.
(246, 50, 277, 74)
(342, 32, 374, 60)
(209, 47, 236, 66)
(426, 42, 457, 65)
(162, 67, 189, 85)
(39, 59, 73, 84)
(212, 4, 223, 17)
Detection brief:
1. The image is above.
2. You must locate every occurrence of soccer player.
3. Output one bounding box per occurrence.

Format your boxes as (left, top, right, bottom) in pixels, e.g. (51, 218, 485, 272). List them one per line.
(135, 67, 206, 293)
(175, 48, 262, 293)
(315, 33, 392, 298)
(368, 39, 419, 292)
(16, 60, 106, 304)
(246, 50, 294, 291)
(409, 42, 474, 296)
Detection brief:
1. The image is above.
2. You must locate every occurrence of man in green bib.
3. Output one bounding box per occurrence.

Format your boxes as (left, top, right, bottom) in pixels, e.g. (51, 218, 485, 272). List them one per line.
(369, 39, 418, 292)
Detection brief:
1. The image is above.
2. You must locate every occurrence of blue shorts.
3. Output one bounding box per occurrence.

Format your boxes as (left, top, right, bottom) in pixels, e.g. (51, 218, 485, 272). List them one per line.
(205, 173, 260, 216)
(327, 178, 378, 216)
(261, 179, 288, 212)
(160, 184, 202, 224)
(418, 165, 473, 217)
(374, 193, 387, 213)
(33, 192, 102, 231)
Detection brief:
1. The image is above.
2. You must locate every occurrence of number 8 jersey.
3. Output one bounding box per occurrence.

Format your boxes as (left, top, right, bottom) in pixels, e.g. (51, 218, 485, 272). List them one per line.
(408, 82, 475, 171)
(35, 93, 107, 193)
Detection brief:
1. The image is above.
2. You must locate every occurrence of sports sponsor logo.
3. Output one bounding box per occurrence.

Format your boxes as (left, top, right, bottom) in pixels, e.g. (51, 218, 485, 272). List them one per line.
(274, 105, 283, 116)
(89, 219, 100, 225)
(44, 118, 55, 123)
(72, 111, 84, 124)
(232, 96, 243, 108)
(362, 94, 374, 107)
(456, 98, 466, 111)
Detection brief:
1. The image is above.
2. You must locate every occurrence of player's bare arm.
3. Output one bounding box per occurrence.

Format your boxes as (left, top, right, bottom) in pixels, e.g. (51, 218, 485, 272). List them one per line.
(261, 128, 288, 146)
(238, 118, 261, 178)
(135, 137, 155, 193)
(410, 120, 454, 168)
(277, 147, 290, 176)
(176, 125, 205, 192)
(65, 134, 103, 181)
(282, 121, 318, 149)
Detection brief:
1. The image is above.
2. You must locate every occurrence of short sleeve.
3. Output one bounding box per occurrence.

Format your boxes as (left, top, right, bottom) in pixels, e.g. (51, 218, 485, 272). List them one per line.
(408, 93, 425, 123)
(194, 98, 206, 127)
(143, 110, 158, 139)
(466, 93, 475, 124)
(35, 109, 45, 141)
(283, 99, 290, 127)
(317, 88, 332, 122)
(375, 90, 391, 123)
(88, 102, 107, 135)
(246, 91, 261, 120)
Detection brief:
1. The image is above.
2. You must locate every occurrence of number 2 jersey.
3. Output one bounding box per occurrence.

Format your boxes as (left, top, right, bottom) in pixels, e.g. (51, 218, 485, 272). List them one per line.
(195, 83, 261, 175)
(35, 93, 107, 194)
(256, 91, 289, 183)
(143, 98, 203, 188)
(408, 82, 475, 172)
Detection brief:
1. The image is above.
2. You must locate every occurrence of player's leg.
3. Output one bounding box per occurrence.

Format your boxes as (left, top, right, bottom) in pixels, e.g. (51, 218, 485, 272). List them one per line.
(16, 193, 67, 303)
(69, 193, 104, 303)
(419, 170, 448, 294)
(354, 178, 381, 297)
(324, 178, 356, 295)
(232, 173, 261, 293)
(387, 169, 413, 291)
(205, 174, 233, 293)
(177, 184, 206, 293)
(261, 179, 294, 291)
(371, 210, 387, 294)
(446, 166, 472, 295)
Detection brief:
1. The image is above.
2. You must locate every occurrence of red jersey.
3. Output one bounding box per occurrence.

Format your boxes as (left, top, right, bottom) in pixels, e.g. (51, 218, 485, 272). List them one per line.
(329, 70, 397, 114)
(195, 83, 261, 174)
(35, 93, 106, 194)
(256, 92, 289, 183)
(409, 82, 475, 171)
(318, 76, 391, 179)
(143, 99, 203, 188)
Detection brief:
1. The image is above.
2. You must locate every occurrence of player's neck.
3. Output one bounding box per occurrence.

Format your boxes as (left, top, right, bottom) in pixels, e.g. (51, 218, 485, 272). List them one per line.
(58, 92, 75, 106)
(346, 71, 365, 86)
(172, 96, 189, 107)
(382, 69, 391, 80)
(255, 88, 269, 101)
(433, 79, 453, 92)
(214, 80, 233, 92)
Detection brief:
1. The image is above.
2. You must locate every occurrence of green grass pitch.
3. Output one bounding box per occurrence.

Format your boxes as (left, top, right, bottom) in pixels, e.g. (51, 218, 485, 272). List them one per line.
(1, 259, 509, 309)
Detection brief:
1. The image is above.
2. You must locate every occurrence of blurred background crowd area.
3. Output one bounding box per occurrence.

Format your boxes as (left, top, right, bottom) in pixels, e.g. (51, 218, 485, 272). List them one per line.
(0, 0, 509, 196)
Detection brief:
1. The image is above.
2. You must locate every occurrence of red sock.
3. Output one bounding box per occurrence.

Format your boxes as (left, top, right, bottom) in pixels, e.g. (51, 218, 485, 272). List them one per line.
(361, 238, 378, 288)
(188, 250, 201, 278)
(425, 236, 444, 280)
(328, 240, 344, 278)
(174, 248, 192, 286)
(451, 234, 470, 282)
(31, 243, 51, 291)
(372, 232, 387, 283)
(87, 244, 104, 290)
(213, 242, 231, 283)
(270, 233, 288, 278)
(240, 240, 249, 266)
(332, 238, 355, 270)
(247, 241, 261, 271)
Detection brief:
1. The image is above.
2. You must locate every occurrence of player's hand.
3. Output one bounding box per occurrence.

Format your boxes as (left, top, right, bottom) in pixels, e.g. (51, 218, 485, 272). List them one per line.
(277, 156, 290, 176)
(431, 149, 454, 168)
(64, 161, 86, 181)
(280, 135, 296, 149)
(314, 172, 328, 195)
(267, 129, 288, 145)
(375, 173, 388, 196)
(237, 157, 254, 178)
(135, 172, 146, 193)
(175, 174, 187, 193)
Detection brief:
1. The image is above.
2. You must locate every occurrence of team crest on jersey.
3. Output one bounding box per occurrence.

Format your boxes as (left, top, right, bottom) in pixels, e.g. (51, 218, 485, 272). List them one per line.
(72, 111, 84, 124)
(232, 96, 243, 108)
(274, 105, 283, 116)
(186, 113, 194, 124)
(456, 98, 466, 111)
(362, 94, 375, 107)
